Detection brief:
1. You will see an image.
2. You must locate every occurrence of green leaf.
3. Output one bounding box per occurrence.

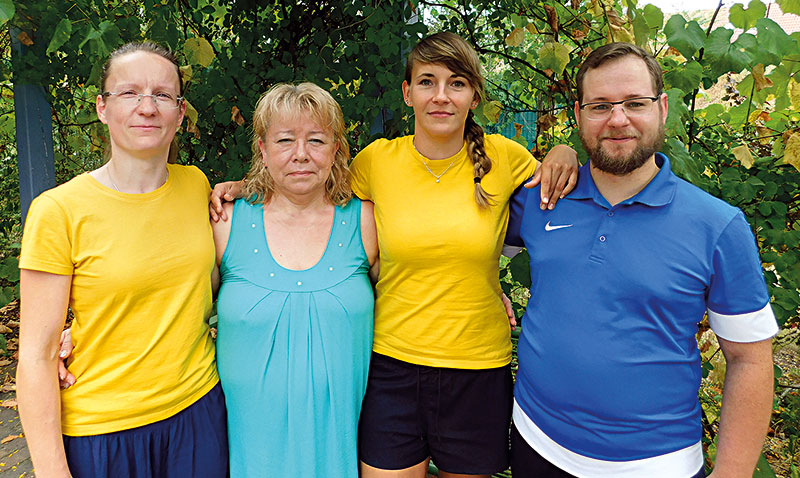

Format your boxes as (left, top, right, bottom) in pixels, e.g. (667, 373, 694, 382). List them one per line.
(754, 18, 795, 66)
(729, 0, 766, 31)
(47, 18, 73, 55)
(632, 13, 650, 46)
(705, 29, 756, 76)
(665, 88, 689, 139)
(778, 0, 800, 15)
(0, 0, 13, 25)
(664, 15, 705, 59)
(752, 453, 777, 477)
(642, 4, 664, 31)
(537, 41, 571, 75)
(508, 249, 531, 289)
(664, 138, 702, 184)
(664, 60, 702, 94)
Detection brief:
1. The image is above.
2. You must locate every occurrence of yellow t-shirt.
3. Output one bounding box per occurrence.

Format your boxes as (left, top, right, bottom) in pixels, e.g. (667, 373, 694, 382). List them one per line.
(351, 134, 537, 369)
(20, 164, 219, 436)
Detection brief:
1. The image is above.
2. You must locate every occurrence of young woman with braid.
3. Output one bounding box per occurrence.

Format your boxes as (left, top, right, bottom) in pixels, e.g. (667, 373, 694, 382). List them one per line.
(210, 32, 578, 478)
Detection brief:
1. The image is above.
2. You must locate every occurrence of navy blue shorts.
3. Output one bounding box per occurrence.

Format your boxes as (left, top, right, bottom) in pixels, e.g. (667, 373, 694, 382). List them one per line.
(358, 352, 513, 474)
(510, 424, 706, 478)
(64, 383, 228, 478)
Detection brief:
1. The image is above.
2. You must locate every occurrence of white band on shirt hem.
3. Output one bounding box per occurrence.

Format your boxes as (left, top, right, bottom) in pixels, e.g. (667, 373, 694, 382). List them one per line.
(512, 401, 703, 478)
(707, 303, 778, 343)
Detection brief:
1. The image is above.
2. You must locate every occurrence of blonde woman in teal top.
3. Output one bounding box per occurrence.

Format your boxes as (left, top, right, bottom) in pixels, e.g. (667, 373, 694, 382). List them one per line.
(211, 83, 378, 477)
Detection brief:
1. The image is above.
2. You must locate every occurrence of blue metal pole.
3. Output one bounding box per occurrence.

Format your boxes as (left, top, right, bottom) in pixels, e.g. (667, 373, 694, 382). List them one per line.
(11, 28, 56, 228)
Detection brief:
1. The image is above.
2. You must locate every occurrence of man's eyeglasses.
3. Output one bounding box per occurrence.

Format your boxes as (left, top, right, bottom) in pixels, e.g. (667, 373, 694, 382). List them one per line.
(102, 91, 184, 110)
(578, 96, 660, 120)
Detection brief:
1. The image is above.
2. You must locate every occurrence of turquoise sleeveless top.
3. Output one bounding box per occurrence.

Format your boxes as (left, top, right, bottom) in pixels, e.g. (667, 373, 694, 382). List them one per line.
(216, 198, 374, 477)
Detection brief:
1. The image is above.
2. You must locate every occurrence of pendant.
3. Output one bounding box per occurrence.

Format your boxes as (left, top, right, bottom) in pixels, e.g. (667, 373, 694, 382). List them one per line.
(436, 179, 440, 183)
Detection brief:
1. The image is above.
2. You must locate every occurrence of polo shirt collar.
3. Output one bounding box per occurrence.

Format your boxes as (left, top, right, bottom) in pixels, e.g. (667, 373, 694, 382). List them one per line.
(569, 152, 677, 207)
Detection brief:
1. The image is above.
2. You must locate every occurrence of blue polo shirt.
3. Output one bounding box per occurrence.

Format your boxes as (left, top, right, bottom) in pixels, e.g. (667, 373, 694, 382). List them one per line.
(507, 154, 777, 462)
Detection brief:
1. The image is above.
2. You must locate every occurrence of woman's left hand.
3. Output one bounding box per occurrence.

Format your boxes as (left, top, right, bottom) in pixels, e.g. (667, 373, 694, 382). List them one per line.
(502, 293, 516, 331)
(525, 144, 579, 210)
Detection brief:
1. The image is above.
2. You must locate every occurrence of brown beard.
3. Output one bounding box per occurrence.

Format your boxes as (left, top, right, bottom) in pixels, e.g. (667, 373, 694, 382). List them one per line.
(580, 122, 665, 176)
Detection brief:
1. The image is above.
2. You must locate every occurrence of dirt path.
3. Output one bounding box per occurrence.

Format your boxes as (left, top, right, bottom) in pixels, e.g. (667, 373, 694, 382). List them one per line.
(0, 361, 31, 477)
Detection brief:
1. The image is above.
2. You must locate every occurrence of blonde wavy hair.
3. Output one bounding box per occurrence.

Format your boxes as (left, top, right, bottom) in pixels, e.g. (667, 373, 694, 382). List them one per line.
(243, 83, 352, 206)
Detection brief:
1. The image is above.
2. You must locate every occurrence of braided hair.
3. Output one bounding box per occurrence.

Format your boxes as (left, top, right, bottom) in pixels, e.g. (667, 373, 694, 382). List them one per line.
(405, 32, 495, 207)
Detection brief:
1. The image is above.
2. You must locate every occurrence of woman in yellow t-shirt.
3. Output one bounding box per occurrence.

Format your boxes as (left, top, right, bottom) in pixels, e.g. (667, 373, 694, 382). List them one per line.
(210, 32, 577, 478)
(17, 42, 226, 477)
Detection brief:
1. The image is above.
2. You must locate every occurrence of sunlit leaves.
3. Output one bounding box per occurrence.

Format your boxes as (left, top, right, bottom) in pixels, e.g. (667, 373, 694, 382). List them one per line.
(664, 15, 705, 59)
(728, 0, 766, 31)
(483, 100, 503, 123)
(0, 0, 14, 26)
(732, 144, 755, 169)
(790, 78, 800, 112)
(505, 27, 525, 47)
(642, 4, 664, 31)
(777, 0, 800, 15)
(537, 41, 570, 76)
(783, 132, 800, 172)
(183, 37, 215, 67)
(47, 19, 73, 55)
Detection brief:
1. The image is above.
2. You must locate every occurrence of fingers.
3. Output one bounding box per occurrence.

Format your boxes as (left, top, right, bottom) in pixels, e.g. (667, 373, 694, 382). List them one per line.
(59, 329, 73, 358)
(501, 293, 516, 331)
(58, 361, 75, 389)
(524, 169, 541, 189)
(539, 166, 553, 210)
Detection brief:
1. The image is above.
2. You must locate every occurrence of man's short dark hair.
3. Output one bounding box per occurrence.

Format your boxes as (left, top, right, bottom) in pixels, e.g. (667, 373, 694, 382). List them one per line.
(575, 42, 664, 103)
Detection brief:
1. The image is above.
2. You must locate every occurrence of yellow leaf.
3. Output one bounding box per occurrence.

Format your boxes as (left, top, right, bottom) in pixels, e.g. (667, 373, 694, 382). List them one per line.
(231, 106, 245, 126)
(505, 27, 525, 47)
(748, 108, 763, 124)
(731, 144, 754, 169)
(184, 99, 198, 127)
(783, 132, 800, 172)
(752, 64, 773, 92)
(17, 31, 33, 46)
(180, 65, 194, 85)
(790, 78, 800, 112)
(608, 22, 635, 44)
(482, 100, 502, 124)
(525, 23, 539, 35)
(183, 37, 215, 67)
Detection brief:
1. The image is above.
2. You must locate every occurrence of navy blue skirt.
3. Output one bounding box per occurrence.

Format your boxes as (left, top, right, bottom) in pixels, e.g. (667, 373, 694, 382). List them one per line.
(64, 383, 228, 478)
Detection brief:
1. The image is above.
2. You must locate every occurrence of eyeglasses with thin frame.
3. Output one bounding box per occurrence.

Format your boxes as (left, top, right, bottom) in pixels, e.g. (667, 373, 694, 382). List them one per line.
(102, 91, 184, 110)
(578, 96, 660, 120)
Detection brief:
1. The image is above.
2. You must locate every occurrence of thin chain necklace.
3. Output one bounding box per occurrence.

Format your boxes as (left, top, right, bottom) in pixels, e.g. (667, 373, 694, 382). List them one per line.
(107, 165, 169, 192)
(412, 137, 458, 184)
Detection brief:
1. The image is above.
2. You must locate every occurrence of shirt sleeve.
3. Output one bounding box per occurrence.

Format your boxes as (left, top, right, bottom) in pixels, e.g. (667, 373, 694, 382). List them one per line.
(350, 142, 375, 201)
(505, 180, 532, 247)
(503, 137, 538, 188)
(706, 211, 778, 342)
(19, 194, 75, 275)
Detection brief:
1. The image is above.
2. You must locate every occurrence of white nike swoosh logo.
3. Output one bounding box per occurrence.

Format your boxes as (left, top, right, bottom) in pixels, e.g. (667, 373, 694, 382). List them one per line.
(544, 221, 573, 231)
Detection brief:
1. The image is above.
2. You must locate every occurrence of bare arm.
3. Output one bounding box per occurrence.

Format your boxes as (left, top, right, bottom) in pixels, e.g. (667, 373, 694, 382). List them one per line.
(359, 200, 380, 283)
(525, 144, 579, 210)
(17, 269, 72, 478)
(708, 336, 773, 478)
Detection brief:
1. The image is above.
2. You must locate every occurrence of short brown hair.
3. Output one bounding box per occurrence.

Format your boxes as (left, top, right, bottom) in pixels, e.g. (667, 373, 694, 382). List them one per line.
(244, 83, 352, 206)
(575, 42, 663, 103)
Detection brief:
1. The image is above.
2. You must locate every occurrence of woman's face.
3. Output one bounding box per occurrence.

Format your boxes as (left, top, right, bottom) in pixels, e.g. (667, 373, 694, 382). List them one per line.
(96, 51, 185, 159)
(258, 112, 338, 199)
(402, 62, 478, 142)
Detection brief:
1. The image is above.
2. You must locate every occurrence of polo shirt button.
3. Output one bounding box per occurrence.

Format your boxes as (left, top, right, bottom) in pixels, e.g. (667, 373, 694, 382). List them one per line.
(297, 281, 302, 286)
(599, 235, 606, 242)
(269, 273, 275, 277)
(607, 211, 614, 217)
(254, 248, 258, 253)
(338, 243, 343, 247)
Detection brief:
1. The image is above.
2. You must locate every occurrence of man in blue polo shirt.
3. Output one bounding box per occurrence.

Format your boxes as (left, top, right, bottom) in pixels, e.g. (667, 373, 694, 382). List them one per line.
(506, 42, 778, 478)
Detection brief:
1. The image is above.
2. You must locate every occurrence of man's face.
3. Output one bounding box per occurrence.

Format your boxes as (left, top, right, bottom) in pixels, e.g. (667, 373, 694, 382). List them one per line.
(575, 55, 668, 176)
